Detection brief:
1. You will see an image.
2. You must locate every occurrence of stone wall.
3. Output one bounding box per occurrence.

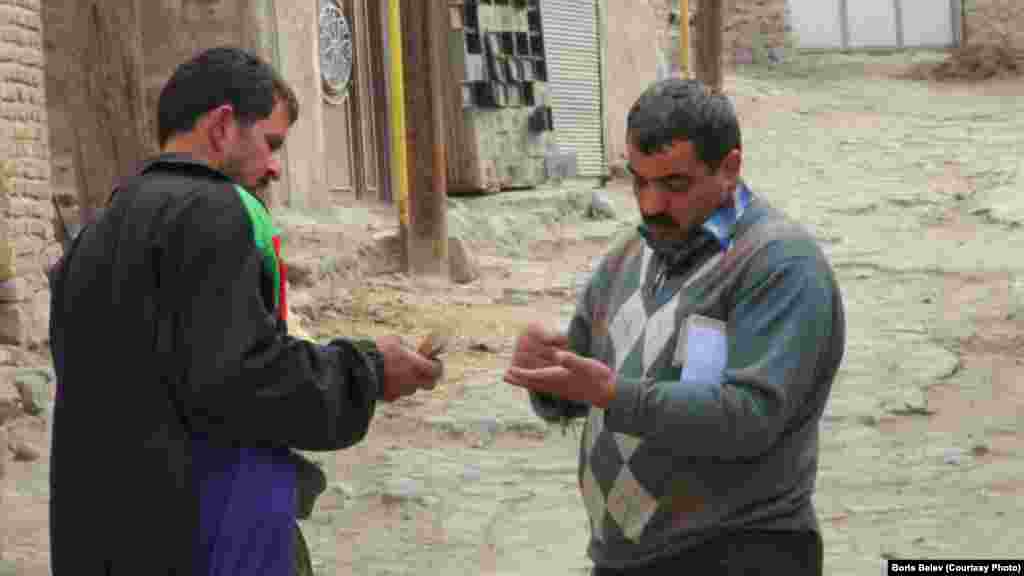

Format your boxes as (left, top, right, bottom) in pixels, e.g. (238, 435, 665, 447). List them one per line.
(0, 0, 55, 349)
(966, 0, 1024, 51)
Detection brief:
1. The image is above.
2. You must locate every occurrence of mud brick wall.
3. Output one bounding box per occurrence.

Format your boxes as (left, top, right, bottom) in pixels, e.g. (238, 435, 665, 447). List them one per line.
(604, 1, 661, 168)
(652, 0, 791, 73)
(966, 0, 1024, 50)
(0, 0, 56, 349)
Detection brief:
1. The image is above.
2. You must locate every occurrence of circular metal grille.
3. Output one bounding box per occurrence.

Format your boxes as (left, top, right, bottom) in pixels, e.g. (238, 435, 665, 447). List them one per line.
(319, 0, 353, 104)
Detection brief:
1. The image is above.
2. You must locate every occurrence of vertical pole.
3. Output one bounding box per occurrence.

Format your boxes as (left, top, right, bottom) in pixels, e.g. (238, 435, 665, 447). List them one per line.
(387, 0, 410, 270)
(958, 0, 968, 48)
(839, 0, 850, 50)
(696, 0, 724, 93)
(402, 0, 448, 277)
(427, 0, 449, 275)
(893, 0, 904, 49)
(679, 0, 691, 77)
(68, 0, 150, 211)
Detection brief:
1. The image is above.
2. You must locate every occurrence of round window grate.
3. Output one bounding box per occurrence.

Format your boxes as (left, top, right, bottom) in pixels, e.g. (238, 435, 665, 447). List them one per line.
(319, 0, 353, 105)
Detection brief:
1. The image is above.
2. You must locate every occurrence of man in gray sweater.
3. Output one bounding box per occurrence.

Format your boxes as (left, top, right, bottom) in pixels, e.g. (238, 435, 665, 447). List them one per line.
(504, 79, 845, 575)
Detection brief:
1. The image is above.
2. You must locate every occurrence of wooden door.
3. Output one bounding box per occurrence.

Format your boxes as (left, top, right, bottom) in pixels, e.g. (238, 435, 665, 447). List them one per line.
(321, 0, 383, 201)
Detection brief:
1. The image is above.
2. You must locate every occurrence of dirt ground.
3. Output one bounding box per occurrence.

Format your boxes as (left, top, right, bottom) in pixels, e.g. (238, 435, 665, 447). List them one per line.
(3, 51, 1024, 575)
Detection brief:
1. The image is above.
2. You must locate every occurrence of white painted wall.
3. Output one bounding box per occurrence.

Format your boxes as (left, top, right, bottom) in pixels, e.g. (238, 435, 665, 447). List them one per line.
(789, 0, 957, 50)
(789, 0, 843, 49)
(901, 0, 955, 47)
(847, 0, 898, 48)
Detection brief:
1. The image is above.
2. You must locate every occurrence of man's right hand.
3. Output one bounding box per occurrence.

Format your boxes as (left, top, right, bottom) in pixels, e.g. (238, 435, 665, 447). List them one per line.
(375, 335, 444, 402)
(510, 322, 570, 371)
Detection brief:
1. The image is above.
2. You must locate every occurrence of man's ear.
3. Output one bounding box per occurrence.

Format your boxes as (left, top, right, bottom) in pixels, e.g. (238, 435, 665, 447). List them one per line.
(206, 105, 237, 155)
(719, 148, 742, 188)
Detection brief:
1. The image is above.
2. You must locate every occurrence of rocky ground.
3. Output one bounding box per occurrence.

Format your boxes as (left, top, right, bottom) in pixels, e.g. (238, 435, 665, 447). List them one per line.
(2, 51, 1023, 575)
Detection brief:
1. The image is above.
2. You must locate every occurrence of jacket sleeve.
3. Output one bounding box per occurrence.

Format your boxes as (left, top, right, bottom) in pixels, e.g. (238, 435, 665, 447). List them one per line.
(602, 244, 844, 460)
(165, 186, 381, 451)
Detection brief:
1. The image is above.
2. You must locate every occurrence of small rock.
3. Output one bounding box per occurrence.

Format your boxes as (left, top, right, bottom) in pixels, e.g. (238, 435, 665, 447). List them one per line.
(460, 465, 483, 483)
(587, 190, 616, 220)
(471, 417, 503, 436)
(13, 369, 50, 416)
(381, 477, 429, 506)
(449, 235, 480, 285)
(942, 448, 965, 466)
(10, 439, 39, 462)
(971, 444, 990, 457)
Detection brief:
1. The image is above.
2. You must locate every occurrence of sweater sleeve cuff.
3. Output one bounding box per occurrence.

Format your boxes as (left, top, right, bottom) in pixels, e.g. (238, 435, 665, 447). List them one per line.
(604, 375, 646, 436)
(346, 338, 385, 400)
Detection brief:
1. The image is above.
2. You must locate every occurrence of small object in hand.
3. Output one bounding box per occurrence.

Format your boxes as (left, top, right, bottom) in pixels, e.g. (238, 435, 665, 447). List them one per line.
(417, 329, 451, 359)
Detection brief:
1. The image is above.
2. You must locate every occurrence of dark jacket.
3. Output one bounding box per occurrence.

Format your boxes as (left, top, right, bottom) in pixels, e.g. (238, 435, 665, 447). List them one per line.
(48, 155, 383, 575)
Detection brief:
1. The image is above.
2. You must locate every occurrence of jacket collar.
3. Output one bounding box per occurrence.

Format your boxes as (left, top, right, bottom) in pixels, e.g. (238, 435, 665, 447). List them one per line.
(701, 181, 753, 251)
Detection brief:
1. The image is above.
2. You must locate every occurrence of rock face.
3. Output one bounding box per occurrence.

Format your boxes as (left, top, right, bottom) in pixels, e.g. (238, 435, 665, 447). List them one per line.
(448, 236, 481, 285)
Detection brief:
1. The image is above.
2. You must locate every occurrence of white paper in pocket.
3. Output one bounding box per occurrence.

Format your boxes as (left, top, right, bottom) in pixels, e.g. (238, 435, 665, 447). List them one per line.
(675, 314, 728, 385)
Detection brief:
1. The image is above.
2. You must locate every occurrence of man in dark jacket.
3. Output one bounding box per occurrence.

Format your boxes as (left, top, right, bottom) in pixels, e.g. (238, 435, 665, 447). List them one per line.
(48, 46, 443, 576)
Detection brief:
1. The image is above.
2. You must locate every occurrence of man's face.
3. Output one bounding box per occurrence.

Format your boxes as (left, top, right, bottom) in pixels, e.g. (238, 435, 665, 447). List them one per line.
(627, 137, 741, 243)
(221, 100, 290, 202)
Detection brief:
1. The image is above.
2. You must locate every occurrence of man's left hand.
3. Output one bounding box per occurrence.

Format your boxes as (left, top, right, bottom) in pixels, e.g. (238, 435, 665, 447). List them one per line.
(503, 351, 616, 409)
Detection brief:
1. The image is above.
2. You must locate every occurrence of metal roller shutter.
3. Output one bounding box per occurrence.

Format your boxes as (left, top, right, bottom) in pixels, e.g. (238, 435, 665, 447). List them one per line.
(540, 0, 606, 177)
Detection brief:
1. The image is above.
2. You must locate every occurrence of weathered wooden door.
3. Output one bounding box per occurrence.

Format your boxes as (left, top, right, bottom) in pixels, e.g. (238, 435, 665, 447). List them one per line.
(320, 0, 382, 201)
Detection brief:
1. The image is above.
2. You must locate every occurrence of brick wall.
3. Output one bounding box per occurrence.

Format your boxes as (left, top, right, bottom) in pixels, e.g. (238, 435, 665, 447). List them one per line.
(0, 0, 55, 349)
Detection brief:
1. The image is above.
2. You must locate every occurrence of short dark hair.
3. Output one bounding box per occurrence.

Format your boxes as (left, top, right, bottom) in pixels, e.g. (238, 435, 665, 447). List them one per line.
(157, 46, 300, 146)
(626, 79, 741, 172)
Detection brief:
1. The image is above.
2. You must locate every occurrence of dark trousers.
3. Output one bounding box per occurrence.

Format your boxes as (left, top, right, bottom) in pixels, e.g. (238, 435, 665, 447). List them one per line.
(592, 531, 823, 576)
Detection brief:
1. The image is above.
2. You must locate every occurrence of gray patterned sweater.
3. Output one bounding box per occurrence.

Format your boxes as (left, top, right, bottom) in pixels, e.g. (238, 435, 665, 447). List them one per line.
(530, 190, 845, 569)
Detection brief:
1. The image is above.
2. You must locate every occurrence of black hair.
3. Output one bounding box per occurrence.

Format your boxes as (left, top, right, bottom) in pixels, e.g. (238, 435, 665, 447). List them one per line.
(157, 46, 300, 146)
(626, 78, 741, 172)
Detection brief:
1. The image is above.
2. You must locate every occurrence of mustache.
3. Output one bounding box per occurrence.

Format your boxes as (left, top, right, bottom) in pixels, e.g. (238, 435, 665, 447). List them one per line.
(642, 213, 678, 229)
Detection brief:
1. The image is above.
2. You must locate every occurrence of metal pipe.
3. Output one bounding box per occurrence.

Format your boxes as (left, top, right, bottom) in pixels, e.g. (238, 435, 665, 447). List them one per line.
(388, 0, 409, 229)
(680, 0, 690, 77)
